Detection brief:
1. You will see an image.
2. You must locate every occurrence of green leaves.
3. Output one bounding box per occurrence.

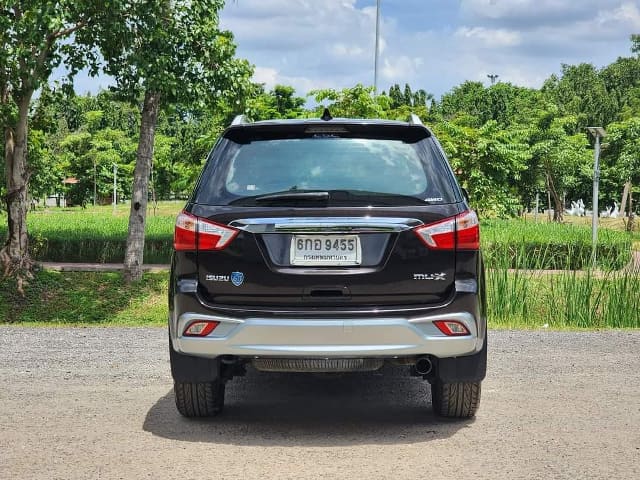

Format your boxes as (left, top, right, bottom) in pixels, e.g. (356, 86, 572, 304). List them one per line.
(310, 84, 390, 119)
(98, 0, 252, 109)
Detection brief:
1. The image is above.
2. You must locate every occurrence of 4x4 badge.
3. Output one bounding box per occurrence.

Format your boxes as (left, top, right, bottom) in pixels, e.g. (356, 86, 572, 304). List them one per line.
(231, 271, 245, 287)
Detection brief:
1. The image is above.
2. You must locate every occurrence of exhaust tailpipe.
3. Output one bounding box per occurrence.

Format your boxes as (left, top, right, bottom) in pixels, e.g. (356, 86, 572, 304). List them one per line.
(415, 356, 432, 375)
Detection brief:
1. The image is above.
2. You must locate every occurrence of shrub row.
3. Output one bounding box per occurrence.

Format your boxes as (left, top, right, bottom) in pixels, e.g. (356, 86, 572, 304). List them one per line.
(0, 214, 633, 269)
(0, 212, 175, 264)
(487, 268, 640, 329)
(482, 219, 632, 270)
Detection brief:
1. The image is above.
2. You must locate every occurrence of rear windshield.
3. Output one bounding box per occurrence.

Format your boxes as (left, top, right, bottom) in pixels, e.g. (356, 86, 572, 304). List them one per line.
(195, 137, 458, 206)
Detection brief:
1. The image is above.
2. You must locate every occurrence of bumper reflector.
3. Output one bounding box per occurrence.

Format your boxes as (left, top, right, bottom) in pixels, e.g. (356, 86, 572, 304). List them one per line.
(183, 320, 220, 337)
(433, 320, 470, 336)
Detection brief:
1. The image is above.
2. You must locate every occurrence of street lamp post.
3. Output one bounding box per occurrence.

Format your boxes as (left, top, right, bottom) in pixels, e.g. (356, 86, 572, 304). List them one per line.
(374, 0, 381, 95)
(587, 127, 606, 266)
(487, 74, 499, 85)
(112, 163, 118, 214)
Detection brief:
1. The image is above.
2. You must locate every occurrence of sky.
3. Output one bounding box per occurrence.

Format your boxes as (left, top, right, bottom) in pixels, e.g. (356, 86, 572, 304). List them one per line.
(72, 0, 640, 100)
(216, 0, 640, 99)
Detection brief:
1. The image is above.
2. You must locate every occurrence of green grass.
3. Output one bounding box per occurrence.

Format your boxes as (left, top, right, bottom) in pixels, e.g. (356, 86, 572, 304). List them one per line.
(0, 203, 635, 268)
(0, 203, 178, 263)
(1, 267, 638, 329)
(482, 219, 632, 270)
(0, 270, 167, 326)
(487, 268, 640, 329)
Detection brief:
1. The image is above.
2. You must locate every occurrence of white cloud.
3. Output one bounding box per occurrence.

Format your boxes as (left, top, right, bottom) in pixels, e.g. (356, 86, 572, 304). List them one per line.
(253, 66, 279, 89)
(332, 44, 366, 57)
(455, 27, 521, 47)
(460, 0, 623, 24)
(381, 56, 424, 82)
(218, 0, 639, 100)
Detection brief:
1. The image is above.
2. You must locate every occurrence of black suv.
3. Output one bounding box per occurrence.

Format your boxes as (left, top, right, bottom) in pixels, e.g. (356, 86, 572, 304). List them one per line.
(169, 112, 487, 418)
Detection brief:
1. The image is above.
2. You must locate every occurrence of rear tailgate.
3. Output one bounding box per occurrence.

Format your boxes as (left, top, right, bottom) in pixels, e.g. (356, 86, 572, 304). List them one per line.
(193, 205, 459, 308)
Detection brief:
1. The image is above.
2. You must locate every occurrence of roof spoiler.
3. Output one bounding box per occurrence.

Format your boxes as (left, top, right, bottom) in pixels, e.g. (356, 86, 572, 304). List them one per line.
(230, 114, 250, 126)
(408, 113, 424, 126)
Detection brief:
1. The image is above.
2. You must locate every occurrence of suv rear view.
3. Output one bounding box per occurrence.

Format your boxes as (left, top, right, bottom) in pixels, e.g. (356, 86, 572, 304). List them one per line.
(169, 112, 487, 418)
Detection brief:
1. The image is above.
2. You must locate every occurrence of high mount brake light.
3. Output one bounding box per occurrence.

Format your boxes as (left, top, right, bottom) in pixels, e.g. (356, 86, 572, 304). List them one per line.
(173, 212, 238, 251)
(413, 210, 479, 250)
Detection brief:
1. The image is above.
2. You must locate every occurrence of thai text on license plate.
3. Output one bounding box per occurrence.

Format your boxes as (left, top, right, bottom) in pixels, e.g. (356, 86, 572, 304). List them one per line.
(290, 235, 361, 266)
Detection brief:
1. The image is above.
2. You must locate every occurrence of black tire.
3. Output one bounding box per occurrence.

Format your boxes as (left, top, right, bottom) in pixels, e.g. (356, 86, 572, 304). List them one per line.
(431, 380, 481, 418)
(174, 380, 225, 418)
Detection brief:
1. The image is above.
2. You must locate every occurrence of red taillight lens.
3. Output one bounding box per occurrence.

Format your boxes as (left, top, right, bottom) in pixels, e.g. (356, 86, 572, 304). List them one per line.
(174, 212, 198, 250)
(197, 218, 238, 250)
(183, 320, 220, 337)
(173, 212, 238, 251)
(456, 210, 480, 250)
(413, 210, 479, 250)
(433, 320, 471, 336)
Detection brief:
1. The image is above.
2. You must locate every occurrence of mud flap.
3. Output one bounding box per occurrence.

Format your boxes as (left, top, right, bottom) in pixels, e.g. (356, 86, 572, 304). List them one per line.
(435, 333, 487, 383)
(169, 339, 221, 383)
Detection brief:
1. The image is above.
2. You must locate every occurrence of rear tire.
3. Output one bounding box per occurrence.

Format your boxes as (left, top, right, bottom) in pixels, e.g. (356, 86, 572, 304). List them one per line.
(431, 380, 481, 418)
(174, 380, 225, 418)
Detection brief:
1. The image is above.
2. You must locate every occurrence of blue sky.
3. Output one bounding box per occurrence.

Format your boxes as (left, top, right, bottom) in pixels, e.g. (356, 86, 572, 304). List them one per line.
(73, 0, 640, 100)
(217, 0, 640, 99)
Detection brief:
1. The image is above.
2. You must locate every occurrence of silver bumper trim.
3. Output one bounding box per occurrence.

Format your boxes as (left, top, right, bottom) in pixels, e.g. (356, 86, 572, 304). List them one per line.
(172, 311, 480, 359)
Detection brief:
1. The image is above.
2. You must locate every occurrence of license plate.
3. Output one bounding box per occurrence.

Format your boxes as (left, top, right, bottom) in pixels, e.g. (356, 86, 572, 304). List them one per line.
(290, 235, 361, 266)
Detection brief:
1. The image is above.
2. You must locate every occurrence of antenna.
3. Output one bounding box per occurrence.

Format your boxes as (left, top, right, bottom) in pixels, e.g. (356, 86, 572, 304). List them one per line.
(321, 108, 333, 121)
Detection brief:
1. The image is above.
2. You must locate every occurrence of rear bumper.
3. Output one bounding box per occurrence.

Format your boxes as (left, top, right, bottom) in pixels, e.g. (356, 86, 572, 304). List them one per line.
(169, 291, 486, 360)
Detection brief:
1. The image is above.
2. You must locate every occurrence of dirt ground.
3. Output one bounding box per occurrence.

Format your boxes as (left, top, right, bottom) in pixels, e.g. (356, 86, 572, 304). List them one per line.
(1, 328, 638, 480)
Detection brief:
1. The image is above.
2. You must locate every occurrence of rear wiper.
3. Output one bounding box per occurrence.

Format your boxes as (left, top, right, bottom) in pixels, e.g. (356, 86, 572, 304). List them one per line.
(254, 191, 330, 203)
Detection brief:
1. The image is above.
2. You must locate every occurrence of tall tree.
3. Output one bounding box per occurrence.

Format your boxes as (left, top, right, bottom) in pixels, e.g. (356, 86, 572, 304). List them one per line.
(527, 108, 591, 221)
(403, 83, 413, 107)
(0, 1, 118, 291)
(311, 84, 390, 119)
(98, 0, 252, 281)
(434, 120, 530, 216)
(542, 63, 618, 132)
(247, 84, 305, 120)
(388, 84, 403, 108)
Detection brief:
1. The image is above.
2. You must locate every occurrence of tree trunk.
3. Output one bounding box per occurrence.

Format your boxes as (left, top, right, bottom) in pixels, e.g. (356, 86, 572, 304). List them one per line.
(1, 93, 34, 293)
(620, 181, 631, 218)
(124, 90, 161, 283)
(546, 174, 563, 222)
(626, 186, 634, 233)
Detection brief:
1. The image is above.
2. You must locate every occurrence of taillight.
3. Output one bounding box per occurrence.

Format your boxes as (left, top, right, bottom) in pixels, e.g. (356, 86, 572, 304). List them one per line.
(183, 320, 220, 337)
(433, 320, 471, 336)
(173, 212, 238, 251)
(413, 210, 479, 250)
(174, 212, 198, 250)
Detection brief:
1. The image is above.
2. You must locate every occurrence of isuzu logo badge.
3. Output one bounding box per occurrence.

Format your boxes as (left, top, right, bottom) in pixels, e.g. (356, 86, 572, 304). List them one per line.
(231, 271, 245, 287)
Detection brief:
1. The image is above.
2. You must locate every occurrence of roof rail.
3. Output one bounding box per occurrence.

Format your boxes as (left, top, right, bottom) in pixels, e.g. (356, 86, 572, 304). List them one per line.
(230, 114, 249, 126)
(408, 113, 424, 126)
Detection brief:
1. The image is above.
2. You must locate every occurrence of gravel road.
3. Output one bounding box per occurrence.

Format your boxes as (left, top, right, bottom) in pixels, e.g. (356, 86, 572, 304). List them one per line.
(1, 328, 639, 480)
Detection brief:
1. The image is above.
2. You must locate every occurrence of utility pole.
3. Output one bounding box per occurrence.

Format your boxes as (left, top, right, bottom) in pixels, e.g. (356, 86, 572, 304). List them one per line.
(93, 159, 97, 207)
(374, 0, 381, 95)
(487, 74, 499, 85)
(587, 127, 607, 266)
(113, 163, 118, 214)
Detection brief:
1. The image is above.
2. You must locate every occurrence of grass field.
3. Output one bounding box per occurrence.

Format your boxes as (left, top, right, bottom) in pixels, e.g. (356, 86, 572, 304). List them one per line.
(1, 202, 636, 267)
(1, 268, 638, 328)
(1, 202, 639, 329)
(0, 270, 167, 326)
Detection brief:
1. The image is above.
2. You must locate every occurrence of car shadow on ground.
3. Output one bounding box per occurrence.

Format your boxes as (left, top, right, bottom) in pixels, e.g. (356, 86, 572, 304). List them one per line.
(143, 366, 474, 446)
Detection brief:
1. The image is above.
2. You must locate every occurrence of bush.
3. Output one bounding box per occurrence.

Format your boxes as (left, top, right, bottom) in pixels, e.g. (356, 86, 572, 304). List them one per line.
(0, 211, 633, 269)
(0, 211, 175, 264)
(482, 219, 632, 270)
